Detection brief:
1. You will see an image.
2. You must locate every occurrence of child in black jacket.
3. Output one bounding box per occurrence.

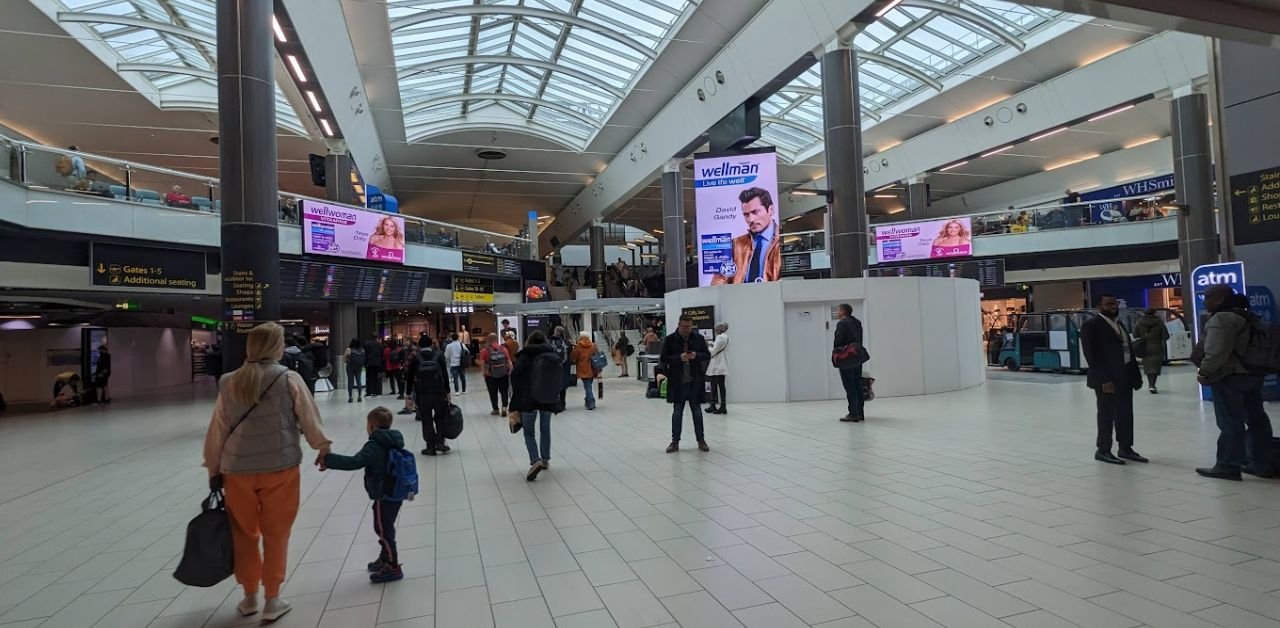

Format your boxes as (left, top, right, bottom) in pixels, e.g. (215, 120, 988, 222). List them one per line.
(322, 407, 407, 583)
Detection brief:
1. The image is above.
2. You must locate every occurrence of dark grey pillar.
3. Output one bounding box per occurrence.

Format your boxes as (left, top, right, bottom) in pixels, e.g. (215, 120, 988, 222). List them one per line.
(1171, 93, 1219, 286)
(907, 182, 928, 221)
(589, 222, 605, 294)
(822, 46, 869, 278)
(330, 302, 356, 387)
(325, 153, 356, 205)
(218, 0, 279, 370)
(662, 160, 687, 292)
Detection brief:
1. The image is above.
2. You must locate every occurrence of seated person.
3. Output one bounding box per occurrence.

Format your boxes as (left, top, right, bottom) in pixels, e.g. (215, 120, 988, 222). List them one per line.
(51, 372, 82, 409)
(164, 185, 192, 208)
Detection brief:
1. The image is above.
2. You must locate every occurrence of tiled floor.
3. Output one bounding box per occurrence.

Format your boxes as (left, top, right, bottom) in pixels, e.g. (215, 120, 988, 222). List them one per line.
(1, 365, 1279, 627)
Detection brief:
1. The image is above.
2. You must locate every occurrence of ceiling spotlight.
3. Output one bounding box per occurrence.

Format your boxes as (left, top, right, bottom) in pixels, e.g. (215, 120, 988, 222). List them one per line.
(287, 55, 307, 83)
(1088, 104, 1136, 122)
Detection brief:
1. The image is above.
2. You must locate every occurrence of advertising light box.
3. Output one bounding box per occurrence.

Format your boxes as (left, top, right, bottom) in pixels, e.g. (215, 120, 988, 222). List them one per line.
(301, 200, 406, 264)
(693, 148, 780, 287)
(874, 217, 973, 263)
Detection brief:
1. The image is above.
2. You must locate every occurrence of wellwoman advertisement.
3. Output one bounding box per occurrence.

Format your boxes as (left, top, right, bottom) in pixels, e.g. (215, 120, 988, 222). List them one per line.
(874, 217, 973, 262)
(301, 200, 406, 264)
(694, 149, 780, 287)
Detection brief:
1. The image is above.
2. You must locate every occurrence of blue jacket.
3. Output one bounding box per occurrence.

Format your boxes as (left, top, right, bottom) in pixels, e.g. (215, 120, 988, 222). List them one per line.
(323, 429, 405, 500)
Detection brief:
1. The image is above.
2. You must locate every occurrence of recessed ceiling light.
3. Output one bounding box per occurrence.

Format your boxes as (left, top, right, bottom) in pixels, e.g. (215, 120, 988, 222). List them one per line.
(287, 55, 306, 83)
(319, 119, 334, 137)
(306, 91, 322, 113)
(1029, 127, 1069, 142)
(981, 145, 1014, 158)
(272, 16, 287, 43)
(1088, 104, 1136, 122)
(939, 161, 968, 172)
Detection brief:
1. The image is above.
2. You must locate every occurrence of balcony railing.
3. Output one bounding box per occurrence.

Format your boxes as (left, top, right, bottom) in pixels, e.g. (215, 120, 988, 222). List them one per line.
(0, 134, 533, 259)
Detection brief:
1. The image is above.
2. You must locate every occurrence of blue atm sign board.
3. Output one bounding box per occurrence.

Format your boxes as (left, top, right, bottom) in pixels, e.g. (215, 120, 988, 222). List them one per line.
(1191, 262, 1246, 343)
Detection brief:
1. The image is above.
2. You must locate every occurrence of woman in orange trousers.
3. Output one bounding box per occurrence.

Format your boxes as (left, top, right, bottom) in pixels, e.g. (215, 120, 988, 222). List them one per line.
(203, 323, 332, 622)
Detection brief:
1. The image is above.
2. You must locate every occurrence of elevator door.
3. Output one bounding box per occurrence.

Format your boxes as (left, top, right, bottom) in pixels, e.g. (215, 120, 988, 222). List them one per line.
(785, 303, 833, 401)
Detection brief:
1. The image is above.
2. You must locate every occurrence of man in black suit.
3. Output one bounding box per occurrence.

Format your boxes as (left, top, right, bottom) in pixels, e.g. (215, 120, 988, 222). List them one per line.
(1081, 294, 1147, 465)
(661, 315, 711, 453)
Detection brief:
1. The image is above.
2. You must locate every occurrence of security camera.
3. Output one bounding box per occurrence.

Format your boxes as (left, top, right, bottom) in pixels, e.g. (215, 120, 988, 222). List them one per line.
(983, 116, 994, 127)
(1016, 103, 1028, 114)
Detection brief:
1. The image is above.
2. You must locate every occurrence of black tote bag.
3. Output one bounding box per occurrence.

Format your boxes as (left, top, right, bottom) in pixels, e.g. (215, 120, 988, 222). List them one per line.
(173, 489, 234, 587)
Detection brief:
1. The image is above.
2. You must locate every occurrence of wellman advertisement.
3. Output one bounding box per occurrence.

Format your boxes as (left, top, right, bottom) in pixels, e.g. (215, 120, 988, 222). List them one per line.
(693, 148, 780, 287)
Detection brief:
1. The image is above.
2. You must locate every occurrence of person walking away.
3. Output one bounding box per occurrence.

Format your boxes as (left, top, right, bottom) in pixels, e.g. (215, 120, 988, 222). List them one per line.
(364, 335, 384, 397)
(399, 341, 416, 415)
(569, 331, 599, 410)
(509, 331, 563, 481)
(661, 315, 711, 452)
(344, 339, 366, 403)
(614, 332, 633, 378)
(503, 332, 520, 363)
(1195, 286, 1275, 480)
(301, 337, 330, 389)
(642, 326, 661, 356)
(1081, 294, 1147, 465)
(1133, 308, 1170, 393)
(385, 340, 404, 398)
(408, 334, 452, 456)
(481, 333, 513, 416)
(444, 333, 467, 395)
(202, 322, 332, 621)
(550, 326, 573, 407)
(834, 304, 865, 422)
(320, 407, 411, 583)
(705, 323, 729, 414)
(282, 336, 317, 395)
(93, 344, 112, 404)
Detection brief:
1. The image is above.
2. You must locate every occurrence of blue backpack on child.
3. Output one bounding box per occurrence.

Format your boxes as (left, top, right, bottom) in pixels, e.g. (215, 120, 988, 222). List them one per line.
(385, 448, 418, 501)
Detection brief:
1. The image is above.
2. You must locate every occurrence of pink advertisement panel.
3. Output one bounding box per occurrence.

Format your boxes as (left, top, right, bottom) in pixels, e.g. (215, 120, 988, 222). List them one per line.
(302, 200, 405, 264)
(874, 217, 973, 263)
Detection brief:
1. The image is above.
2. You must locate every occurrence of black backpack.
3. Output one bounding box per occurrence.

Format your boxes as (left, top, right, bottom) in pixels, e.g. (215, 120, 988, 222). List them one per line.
(417, 349, 446, 393)
(349, 348, 366, 370)
(551, 338, 568, 364)
(281, 351, 299, 372)
(487, 346, 511, 378)
(531, 351, 564, 405)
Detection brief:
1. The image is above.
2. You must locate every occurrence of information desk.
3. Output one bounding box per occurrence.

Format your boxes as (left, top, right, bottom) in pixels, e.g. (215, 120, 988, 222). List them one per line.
(281, 260, 428, 303)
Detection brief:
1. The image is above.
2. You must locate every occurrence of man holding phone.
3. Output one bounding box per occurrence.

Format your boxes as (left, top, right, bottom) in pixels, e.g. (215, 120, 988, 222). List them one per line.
(661, 315, 712, 453)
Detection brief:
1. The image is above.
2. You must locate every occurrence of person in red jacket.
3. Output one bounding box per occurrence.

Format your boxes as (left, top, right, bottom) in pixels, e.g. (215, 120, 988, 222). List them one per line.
(384, 339, 405, 398)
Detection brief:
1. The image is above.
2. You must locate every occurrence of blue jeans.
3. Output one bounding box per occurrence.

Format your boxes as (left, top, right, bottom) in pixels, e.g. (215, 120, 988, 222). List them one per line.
(1210, 374, 1274, 470)
(581, 377, 596, 409)
(346, 367, 364, 396)
(839, 366, 864, 417)
(450, 365, 467, 393)
(522, 411, 552, 464)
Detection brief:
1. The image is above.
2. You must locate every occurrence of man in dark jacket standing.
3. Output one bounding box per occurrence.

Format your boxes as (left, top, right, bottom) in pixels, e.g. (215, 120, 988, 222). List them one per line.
(407, 334, 451, 456)
(834, 303, 865, 422)
(364, 335, 384, 397)
(1195, 286, 1275, 480)
(1081, 294, 1146, 465)
(661, 315, 711, 453)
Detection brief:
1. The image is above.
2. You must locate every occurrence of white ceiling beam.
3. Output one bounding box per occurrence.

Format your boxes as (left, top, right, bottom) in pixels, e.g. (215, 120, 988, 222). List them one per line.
(539, 0, 879, 252)
(780, 31, 1209, 220)
(282, 0, 392, 192)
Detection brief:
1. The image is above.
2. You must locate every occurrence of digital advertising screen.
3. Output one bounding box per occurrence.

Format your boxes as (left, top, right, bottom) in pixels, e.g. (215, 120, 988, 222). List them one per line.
(693, 148, 780, 287)
(301, 200, 406, 264)
(874, 217, 973, 263)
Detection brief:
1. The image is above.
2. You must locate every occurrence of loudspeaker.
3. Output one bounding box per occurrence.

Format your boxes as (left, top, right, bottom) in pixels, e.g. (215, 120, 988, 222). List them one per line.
(308, 154, 326, 187)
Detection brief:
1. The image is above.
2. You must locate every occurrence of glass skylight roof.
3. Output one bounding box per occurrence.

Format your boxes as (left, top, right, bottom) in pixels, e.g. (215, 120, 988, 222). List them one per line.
(388, 0, 698, 149)
(762, 0, 1062, 163)
(49, 0, 311, 136)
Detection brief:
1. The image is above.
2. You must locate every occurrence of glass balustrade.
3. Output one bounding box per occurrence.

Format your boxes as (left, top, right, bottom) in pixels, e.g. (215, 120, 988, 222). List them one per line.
(1, 133, 533, 258)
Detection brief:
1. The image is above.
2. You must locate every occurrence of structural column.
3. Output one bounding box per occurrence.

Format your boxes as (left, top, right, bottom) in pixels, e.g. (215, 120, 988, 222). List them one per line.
(822, 45, 869, 278)
(218, 0, 280, 370)
(662, 159, 687, 292)
(329, 302, 356, 387)
(589, 220, 605, 294)
(324, 151, 356, 205)
(1171, 93, 1218, 286)
(907, 179, 928, 221)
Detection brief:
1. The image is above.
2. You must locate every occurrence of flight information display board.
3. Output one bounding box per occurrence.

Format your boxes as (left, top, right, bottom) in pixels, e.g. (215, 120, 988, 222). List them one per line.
(281, 260, 428, 303)
(461, 252, 522, 277)
(868, 259, 1005, 287)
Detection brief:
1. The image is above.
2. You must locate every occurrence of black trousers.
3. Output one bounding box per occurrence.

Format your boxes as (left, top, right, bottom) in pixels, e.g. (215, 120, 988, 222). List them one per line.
(418, 393, 449, 448)
(1095, 386, 1134, 452)
(387, 370, 402, 396)
(486, 375, 510, 411)
(366, 366, 383, 395)
(707, 375, 727, 409)
(372, 499, 402, 566)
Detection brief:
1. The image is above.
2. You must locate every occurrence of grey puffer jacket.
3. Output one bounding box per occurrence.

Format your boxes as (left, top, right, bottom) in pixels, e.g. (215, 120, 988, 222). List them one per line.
(1198, 309, 1253, 382)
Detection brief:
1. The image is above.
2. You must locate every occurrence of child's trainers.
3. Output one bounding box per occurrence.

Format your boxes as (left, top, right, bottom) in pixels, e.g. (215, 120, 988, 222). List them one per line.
(370, 564, 404, 583)
(367, 558, 388, 573)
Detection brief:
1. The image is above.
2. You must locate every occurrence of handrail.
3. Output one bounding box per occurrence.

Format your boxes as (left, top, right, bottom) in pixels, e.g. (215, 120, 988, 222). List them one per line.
(0, 132, 532, 249)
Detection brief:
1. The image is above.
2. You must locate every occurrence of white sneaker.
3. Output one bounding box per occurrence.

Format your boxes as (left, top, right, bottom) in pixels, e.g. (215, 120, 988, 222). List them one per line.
(236, 595, 258, 617)
(262, 598, 292, 621)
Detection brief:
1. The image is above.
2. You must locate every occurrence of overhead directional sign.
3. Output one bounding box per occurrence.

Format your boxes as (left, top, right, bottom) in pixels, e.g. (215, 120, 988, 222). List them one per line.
(91, 243, 206, 291)
(1230, 165, 1280, 244)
